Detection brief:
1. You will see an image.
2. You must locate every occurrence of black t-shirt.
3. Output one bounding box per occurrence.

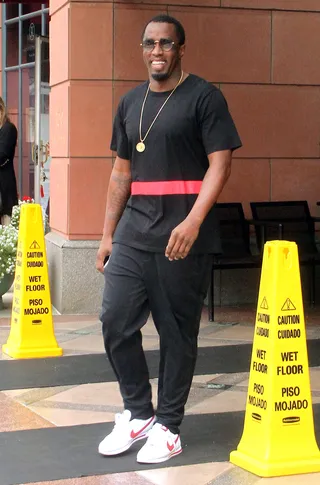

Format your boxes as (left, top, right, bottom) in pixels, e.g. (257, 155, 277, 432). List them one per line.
(110, 73, 242, 254)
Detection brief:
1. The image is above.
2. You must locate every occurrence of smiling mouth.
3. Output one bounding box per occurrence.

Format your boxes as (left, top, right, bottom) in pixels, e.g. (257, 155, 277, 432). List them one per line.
(151, 61, 166, 68)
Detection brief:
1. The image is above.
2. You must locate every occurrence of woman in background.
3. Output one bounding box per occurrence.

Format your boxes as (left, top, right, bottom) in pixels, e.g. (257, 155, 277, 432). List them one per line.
(0, 97, 18, 225)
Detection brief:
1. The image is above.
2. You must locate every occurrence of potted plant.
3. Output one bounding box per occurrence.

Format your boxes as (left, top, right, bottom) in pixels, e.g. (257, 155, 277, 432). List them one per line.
(0, 224, 18, 304)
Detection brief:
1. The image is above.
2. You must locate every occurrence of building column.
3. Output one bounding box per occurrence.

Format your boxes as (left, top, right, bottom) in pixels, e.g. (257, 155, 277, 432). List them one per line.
(47, 0, 113, 313)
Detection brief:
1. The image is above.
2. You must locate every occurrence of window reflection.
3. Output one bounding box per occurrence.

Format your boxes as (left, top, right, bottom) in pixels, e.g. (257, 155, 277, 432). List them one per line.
(6, 4, 19, 19)
(22, 18, 41, 64)
(22, 68, 35, 199)
(6, 24, 19, 67)
(5, 4, 49, 202)
(22, 3, 46, 15)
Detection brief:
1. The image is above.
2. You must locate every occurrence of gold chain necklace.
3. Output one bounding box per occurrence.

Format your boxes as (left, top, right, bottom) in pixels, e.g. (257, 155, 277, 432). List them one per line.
(136, 71, 184, 153)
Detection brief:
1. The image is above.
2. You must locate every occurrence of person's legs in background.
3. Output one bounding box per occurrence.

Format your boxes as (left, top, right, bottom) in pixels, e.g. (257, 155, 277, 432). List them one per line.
(1, 215, 11, 225)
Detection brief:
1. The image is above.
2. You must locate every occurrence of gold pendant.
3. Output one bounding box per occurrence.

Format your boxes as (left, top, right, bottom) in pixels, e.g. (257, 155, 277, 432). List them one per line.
(136, 142, 146, 153)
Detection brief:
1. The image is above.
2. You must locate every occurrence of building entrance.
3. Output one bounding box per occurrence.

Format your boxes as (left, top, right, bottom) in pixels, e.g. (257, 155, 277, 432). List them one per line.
(2, 3, 49, 214)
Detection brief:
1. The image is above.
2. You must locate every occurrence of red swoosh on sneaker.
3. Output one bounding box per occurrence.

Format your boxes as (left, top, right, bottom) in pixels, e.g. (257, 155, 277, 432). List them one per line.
(167, 442, 174, 452)
(130, 417, 154, 439)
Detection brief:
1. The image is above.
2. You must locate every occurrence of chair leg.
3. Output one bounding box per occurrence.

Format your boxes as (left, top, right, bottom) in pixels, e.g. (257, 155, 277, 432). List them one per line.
(208, 267, 214, 322)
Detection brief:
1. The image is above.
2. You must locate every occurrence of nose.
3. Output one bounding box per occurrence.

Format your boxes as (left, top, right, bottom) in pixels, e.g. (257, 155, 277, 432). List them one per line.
(152, 41, 163, 55)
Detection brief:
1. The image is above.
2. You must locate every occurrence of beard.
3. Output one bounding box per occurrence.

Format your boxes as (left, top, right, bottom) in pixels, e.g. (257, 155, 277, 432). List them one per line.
(151, 72, 170, 81)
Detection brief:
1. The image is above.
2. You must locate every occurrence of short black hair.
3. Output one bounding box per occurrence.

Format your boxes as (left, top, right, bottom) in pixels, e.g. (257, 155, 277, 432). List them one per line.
(142, 14, 186, 45)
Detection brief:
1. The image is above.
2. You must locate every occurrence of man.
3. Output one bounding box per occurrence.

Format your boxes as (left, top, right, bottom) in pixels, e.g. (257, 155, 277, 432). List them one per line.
(96, 14, 242, 464)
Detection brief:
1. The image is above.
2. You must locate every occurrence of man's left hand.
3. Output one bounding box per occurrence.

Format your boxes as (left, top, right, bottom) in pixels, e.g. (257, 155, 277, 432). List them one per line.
(165, 219, 200, 261)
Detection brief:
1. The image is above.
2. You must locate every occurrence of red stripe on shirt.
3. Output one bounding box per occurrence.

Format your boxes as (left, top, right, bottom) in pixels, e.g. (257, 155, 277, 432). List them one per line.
(131, 181, 202, 196)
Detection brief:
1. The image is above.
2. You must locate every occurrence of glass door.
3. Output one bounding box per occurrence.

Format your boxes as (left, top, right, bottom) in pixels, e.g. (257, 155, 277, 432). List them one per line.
(34, 35, 50, 214)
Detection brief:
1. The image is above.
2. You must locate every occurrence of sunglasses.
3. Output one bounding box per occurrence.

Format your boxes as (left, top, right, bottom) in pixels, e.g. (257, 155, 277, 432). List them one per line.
(140, 39, 176, 52)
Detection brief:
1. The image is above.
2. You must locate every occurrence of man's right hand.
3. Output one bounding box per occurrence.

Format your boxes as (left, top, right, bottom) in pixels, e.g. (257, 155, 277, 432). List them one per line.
(96, 237, 112, 273)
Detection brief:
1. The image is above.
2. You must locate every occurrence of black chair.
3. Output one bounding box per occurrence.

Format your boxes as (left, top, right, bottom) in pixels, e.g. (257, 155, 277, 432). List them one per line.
(250, 200, 320, 305)
(208, 203, 261, 322)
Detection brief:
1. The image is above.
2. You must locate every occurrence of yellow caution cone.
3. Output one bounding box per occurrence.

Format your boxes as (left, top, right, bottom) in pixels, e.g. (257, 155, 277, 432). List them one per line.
(230, 240, 320, 477)
(3, 203, 62, 358)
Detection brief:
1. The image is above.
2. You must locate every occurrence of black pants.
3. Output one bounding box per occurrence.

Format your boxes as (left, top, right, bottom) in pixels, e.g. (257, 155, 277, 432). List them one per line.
(100, 243, 212, 434)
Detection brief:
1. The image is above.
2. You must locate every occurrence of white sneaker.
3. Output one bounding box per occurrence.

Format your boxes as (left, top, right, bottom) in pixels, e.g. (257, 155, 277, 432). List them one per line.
(136, 422, 182, 464)
(98, 410, 155, 456)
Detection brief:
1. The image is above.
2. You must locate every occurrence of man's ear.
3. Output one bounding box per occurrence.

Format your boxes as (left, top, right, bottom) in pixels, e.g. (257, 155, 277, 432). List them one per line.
(179, 44, 186, 59)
